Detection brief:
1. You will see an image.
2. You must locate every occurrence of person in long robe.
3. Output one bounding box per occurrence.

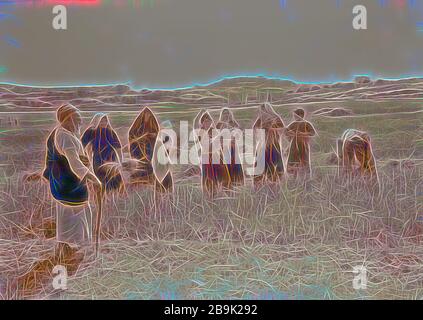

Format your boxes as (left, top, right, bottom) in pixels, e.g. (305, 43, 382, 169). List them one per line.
(81, 114, 124, 194)
(194, 110, 230, 195)
(193, 109, 207, 147)
(152, 132, 174, 194)
(128, 107, 160, 185)
(80, 113, 103, 164)
(337, 129, 378, 181)
(21, 104, 101, 297)
(252, 103, 285, 185)
(216, 107, 241, 129)
(286, 108, 316, 177)
(215, 108, 244, 187)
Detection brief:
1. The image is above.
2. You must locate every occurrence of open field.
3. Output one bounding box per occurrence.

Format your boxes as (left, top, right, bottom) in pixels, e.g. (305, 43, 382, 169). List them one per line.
(0, 77, 422, 299)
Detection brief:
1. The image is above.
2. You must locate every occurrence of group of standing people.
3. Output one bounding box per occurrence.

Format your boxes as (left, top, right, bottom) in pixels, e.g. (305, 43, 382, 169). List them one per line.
(18, 101, 378, 296)
(194, 103, 318, 194)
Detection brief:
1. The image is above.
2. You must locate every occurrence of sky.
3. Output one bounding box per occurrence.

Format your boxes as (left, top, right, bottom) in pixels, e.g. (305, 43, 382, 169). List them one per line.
(1, 0, 423, 88)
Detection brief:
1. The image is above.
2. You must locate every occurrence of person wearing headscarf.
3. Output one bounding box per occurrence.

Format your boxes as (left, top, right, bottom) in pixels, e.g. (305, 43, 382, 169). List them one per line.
(152, 131, 174, 194)
(215, 108, 244, 187)
(81, 113, 104, 161)
(285, 108, 316, 177)
(194, 110, 231, 195)
(82, 114, 124, 193)
(128, 107, 160, 185)
(216, 107, 241, 130)
(252, 103, 285, 185)
(337, 129, 378, 181)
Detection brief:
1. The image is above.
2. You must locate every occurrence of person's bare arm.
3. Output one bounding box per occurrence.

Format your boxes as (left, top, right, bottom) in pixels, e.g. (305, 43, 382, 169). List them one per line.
(24, 148, 48, 183)
(83, 171, 102, 190)
(284, 123, 297, 138)
(305, 122, 316, 137)
(285, 122, 316, 138)
(122, 158, 146, 172)
(24, 171, 44, 183)
(79, 154, 90, 167)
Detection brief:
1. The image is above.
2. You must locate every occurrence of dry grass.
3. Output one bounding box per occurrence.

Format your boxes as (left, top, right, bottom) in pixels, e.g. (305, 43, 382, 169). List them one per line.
(0, 97, 422, 300)
(1, 161, 422, 300)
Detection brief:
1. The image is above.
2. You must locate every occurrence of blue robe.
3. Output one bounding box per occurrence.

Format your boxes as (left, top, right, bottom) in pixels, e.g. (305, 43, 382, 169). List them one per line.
(81, 126, 123, 192)
(43, 129, 88, 206)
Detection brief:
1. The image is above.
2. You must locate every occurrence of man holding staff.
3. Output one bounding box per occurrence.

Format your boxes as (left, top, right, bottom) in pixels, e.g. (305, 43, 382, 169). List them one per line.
(22, 104, 102, 295)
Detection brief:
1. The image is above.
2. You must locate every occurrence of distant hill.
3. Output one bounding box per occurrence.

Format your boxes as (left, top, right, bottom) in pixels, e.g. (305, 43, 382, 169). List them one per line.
(1, 76, 423, 112)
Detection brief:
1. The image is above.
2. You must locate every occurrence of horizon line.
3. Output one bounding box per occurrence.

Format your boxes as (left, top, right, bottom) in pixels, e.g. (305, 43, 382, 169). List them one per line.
(1, 73, 423, 92)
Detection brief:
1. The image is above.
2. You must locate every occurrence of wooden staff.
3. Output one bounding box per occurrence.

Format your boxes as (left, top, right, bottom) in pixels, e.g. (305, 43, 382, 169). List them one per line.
(94, 184, 104, 256)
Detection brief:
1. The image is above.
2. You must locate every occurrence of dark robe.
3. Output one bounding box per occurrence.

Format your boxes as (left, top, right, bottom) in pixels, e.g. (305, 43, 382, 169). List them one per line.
(128, 107, 160, 184)
(253, 106, 285, 184)
(340, 129, 377, 180)
(201, 151, 231, 194)
(194, 111, 231, 195)
(286, 120, 315, 174)
(43, 129, 88, 206)
(216, 109, 244, 187)
(81, 125, 124, 192)
(155, 172, 173, 193)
